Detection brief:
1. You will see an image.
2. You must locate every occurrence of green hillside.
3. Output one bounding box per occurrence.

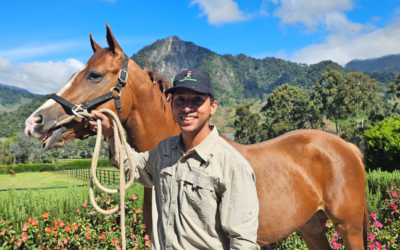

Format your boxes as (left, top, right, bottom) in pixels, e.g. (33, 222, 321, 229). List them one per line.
(345, 54, 400, 74)
(0, 86, 40, 113)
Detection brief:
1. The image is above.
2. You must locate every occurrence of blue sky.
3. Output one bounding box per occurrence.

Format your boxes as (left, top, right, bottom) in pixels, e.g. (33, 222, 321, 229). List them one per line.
(1, 0, 400, 94)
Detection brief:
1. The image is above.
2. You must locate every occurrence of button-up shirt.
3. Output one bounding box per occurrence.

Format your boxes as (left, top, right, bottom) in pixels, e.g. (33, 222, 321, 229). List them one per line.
(108, 127, 260, 250)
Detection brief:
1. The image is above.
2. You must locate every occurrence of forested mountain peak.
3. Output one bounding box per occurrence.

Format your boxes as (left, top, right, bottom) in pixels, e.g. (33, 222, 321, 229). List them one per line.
(345, 54, 400, 74)
(0, 85, 41, 113)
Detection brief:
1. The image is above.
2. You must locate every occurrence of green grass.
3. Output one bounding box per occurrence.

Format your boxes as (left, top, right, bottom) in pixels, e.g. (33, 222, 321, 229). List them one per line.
(0, 172, 88, 189)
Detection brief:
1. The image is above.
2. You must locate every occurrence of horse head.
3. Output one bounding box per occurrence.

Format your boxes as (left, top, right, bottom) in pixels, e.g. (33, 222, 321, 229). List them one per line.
(25, 24, 177, 151)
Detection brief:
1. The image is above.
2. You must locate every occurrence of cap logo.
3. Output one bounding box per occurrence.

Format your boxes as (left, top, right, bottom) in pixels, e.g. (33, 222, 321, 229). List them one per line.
(179, 70, 197, 82)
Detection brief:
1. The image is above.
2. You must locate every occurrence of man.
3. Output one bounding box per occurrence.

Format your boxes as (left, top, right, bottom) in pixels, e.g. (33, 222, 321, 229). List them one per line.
(90, 69, 260, 249)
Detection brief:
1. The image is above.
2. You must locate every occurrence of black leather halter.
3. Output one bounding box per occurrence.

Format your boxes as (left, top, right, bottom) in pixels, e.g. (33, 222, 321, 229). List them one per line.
(48, 54, 129, 121)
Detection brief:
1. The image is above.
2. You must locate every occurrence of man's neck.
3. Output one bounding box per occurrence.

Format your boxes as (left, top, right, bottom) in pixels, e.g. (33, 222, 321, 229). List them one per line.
(181, 125, 212, 153)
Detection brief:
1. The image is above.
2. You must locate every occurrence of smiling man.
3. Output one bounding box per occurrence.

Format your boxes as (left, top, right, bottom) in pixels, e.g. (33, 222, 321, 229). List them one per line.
(90, 69, 260, 250)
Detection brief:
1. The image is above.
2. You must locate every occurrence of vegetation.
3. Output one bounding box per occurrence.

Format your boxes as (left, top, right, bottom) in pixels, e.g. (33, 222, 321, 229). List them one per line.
(346, 54, 400, 74)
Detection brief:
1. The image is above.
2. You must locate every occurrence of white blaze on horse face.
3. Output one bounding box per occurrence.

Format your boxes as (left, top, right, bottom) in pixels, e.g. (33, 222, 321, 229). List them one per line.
(24, 64, 87, 138)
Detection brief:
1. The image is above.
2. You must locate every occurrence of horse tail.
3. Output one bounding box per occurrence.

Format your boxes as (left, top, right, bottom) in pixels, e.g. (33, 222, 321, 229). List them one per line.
(347, 142, 363, 162)
(363, 197, 369, 249)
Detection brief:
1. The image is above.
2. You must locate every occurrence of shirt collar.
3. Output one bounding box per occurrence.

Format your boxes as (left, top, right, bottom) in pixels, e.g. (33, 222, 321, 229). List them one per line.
(171, 126, 219, 161)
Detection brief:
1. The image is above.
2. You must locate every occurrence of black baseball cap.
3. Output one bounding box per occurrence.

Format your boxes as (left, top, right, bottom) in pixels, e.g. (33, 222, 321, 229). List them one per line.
(165, 69, 214, 97)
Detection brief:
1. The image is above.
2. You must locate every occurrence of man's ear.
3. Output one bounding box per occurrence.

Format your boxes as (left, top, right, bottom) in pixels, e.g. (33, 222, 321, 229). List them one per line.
(210, 100, 218, 116)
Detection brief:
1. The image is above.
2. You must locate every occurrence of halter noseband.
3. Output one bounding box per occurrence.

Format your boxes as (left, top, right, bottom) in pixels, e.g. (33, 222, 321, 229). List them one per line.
(48, 54, 129, 121)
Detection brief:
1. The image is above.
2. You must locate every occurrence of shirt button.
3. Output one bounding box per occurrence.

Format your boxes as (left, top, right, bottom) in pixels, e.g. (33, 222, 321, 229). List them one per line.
(176, 178, 180, 182)
(166, 243, 170, 247)
(172, 200, 176, 204)
(169, 221, 173, 225)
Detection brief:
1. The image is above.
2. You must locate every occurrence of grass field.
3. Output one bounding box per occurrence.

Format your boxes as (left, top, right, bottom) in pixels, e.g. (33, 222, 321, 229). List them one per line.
(0, 172, 88, 189)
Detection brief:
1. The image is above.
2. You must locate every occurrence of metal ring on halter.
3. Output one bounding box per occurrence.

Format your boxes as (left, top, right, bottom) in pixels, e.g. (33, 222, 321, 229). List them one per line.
(119, 69, 128, 83)
(110, 87, 121, 97)
(71, 104, 87, 118)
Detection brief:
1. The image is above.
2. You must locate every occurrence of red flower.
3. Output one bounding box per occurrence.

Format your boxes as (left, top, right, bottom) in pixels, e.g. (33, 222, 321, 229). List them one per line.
(130, 234, 136, 239)
(53, 220, 58, 227)
(90, 211, 94, 216)
(111, 238, 115, 244)
(60, 221, 65, 228)
(65, 225, 71, 233)
(134, 243, 138, 249)
(132, 195, 137, 200)
(82, 200, 87, 207)
(144, 234, 149, 240)
(22, 222, 28, 232)
(86, 233, 90, 240)
(45, 227, 51, 233)
(58, 240, 61, 246)
(76, 208, 80, 213)
(42, 212, 49, 220)
(134, 217, 137, 223)
(116, 245, 121, 250)
(100, 233, 106, 239)
(73, 223, 78, 231)
(41, 246, 45, 249)
(27, 217, 32, 223)
(38, 234, 41, 238)
(143, 224, 146, 229)
(16, 241, 22, 247)
(1, 230, 5, 236)
(145, 240, 151, 247)
(21, 233, 27, 243)
(32, 219, 38, 226)
(63, 238, 68, 244)
(135, 208, 140, 214)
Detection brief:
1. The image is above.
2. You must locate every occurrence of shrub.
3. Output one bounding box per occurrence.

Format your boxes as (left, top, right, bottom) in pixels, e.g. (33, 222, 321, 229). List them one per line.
(364, 116, 400, 172)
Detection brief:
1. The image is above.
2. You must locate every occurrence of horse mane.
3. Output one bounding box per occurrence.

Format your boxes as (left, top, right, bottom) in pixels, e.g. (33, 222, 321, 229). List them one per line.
(144, 68, 172, 111)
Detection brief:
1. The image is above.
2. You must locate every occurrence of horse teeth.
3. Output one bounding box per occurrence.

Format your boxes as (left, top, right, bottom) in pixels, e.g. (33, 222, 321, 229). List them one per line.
(43, 137, 51, 144)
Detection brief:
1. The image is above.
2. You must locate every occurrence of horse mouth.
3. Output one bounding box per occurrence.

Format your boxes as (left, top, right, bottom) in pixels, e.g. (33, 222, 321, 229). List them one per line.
(39, 126, 65, 149)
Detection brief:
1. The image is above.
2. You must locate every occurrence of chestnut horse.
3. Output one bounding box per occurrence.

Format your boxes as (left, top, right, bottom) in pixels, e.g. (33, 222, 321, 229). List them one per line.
(25, 25, 368, 249)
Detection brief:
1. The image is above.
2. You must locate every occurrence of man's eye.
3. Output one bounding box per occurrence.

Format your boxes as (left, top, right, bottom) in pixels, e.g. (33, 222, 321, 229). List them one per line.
(87, 72, 103, 82)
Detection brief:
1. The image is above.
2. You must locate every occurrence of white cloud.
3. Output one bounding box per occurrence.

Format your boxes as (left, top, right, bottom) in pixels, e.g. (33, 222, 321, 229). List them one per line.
(0, 57, 84, 95)
(272, 0, 355, 31)
(191, 0, 251, 25)
(0, 42, 79, 62)
(289, 20, 400, 65)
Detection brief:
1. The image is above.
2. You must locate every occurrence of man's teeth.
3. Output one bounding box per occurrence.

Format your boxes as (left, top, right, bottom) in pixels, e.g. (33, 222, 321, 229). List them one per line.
(182, 117, 195, 120)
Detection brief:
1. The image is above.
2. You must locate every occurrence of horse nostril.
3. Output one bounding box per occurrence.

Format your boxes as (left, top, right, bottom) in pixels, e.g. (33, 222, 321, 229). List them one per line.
(33, 114, 43, 125)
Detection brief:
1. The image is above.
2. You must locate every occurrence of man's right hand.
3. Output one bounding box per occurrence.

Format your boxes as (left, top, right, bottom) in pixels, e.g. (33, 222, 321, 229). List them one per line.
(89, 110, 114, 139)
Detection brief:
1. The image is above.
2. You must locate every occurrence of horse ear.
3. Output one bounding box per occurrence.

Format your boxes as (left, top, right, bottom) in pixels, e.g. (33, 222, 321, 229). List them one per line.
(105, 24, 122, 54)
(90, 33, 102, 53)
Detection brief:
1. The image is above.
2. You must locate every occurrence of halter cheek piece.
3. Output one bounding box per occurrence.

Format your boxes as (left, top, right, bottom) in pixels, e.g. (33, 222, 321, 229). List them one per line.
(48, 54, 129, 122)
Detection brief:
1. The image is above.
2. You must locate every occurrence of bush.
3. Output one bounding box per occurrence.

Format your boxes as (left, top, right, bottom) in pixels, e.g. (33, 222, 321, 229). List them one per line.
(0, 159, 113, 174)
(364, 116, 400, 172)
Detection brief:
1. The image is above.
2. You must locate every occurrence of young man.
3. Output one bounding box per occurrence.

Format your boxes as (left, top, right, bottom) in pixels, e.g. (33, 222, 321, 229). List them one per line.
(90, 69, 260, 250)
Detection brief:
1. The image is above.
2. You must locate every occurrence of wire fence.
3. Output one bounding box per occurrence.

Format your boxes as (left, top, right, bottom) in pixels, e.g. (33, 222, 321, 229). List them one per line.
(48, 167, 124, 185)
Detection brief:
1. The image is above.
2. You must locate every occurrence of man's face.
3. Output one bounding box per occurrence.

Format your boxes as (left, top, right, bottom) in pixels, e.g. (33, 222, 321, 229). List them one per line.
(171, 88, 218, 135)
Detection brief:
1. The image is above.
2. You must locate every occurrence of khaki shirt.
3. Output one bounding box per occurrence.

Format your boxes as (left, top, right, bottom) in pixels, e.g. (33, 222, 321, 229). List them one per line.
(108, 127, 260, 250)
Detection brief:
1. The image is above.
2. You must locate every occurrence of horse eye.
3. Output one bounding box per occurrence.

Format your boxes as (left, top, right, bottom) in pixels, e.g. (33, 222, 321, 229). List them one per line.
(87, 71, 103, 82)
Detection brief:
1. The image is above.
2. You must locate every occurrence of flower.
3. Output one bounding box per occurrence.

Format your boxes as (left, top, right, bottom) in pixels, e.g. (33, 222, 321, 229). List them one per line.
(101, 233, 106, 239)
(37, 234, 41, 238)
(104, 216, 109, 220)
(21, 233, 27, 243)
(132, 195, 137, 200)
(106, 200, 111, 205)
(32, 219, 38, 226)
(145, 234, 149, 240)
(27, 217, 32, 223)
(369, 244, 375, 249)
(266, 244, 271, 249)
(325, 221, 329, 228)
(331, 237, 336, 243)
(63, 238, 68, 244)
(370, 212, 376, 219)
(46, 227, 52, 233)
(134, 243, 139, 249)
(145, 240, 151, 247)
(58, 240, 61, 247)
(130, 234, 136, 239)
(65, 225, 71, 232)
(368, 234, 375, 242)
(134, 217, 137, 223)
(391, 241, 395, 245)
(394, 205, 398, 211)
(334, 231, 339, 238)
(54, 220, 58, 228)
(135, 208, 140, 214)
(1, 230, 5, 236)
(73, 223, 78, 231)
(373, 221, 380, 227)
(86, 233, 91, 240)
(116, 246, 121, 250)
(60, 221, 65, 228)
(143, 224, 146, 229)
(22, 222, 28, 232)
(42, 212, 49, 220)
(90, 211, 94, 216)
(16, 241, 22, 247)
(111, 238, 115, 244)
(76, 208, 80, 213)
(82, 201, 87, 207)
(392, 192, 397, 197)
(375, 242, 381, 248)
(391, 202, 395, 207)
(333, 244, 339, 249)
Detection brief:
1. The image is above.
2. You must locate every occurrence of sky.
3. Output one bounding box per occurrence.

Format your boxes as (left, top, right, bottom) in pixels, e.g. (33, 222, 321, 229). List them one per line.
(1, 0, 400, 95)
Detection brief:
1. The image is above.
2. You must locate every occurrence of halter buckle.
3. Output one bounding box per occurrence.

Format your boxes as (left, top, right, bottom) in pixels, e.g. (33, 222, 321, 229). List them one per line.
(72, 104, 87, 118)
(118, 69, 128, 84)
(111, 87, 121, 97)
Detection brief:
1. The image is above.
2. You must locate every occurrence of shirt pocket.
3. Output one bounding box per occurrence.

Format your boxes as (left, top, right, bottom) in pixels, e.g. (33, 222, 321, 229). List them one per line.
(160, 165, 174, 203)
(178, 170, 217, 221)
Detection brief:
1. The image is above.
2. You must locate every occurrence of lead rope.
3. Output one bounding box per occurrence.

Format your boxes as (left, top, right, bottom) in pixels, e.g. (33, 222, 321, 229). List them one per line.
(54, 108, 135, 250)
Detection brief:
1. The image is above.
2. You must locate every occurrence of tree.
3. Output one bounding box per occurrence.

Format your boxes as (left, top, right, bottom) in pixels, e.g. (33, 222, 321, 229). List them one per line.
(260, 84, 314, 140)
(313, 70, 355, 135)
(234, 101, 260, 144)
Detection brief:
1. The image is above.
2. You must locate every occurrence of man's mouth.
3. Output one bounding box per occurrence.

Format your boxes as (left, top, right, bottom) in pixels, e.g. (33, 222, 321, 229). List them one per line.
(181, 116, 196, 121)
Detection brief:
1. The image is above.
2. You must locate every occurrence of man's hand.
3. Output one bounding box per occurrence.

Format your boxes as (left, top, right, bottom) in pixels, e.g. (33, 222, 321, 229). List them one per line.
(89, 110, 114, 139)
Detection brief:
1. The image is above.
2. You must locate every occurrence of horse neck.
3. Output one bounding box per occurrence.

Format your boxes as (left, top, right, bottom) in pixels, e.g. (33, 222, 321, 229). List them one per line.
(122, 67, 180, 152)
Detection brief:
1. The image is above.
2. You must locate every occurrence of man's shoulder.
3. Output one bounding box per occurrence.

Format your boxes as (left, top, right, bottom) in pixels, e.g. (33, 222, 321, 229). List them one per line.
(215, 136, 251, 168)
(156, 135, 179, 150)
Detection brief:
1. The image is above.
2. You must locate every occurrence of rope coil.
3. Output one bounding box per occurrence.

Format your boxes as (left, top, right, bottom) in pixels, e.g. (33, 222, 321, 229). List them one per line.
(55, 108, 135, 250)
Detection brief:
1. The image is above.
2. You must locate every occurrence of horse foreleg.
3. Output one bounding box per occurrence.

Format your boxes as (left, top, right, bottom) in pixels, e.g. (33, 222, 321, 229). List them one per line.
(300, 210, 332, 250)
(143, 187, 153, 237)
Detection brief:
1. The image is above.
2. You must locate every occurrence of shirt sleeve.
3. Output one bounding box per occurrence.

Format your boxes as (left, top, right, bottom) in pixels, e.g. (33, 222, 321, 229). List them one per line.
(106, 136, 156, 187)
(219, 164, 260, 250)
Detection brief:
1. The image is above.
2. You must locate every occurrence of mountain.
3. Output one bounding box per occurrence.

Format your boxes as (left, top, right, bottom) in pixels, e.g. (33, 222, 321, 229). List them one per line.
(345, 54, 400, 74)
(131, 36, 351, 104)
(0, 85, 41, 113)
